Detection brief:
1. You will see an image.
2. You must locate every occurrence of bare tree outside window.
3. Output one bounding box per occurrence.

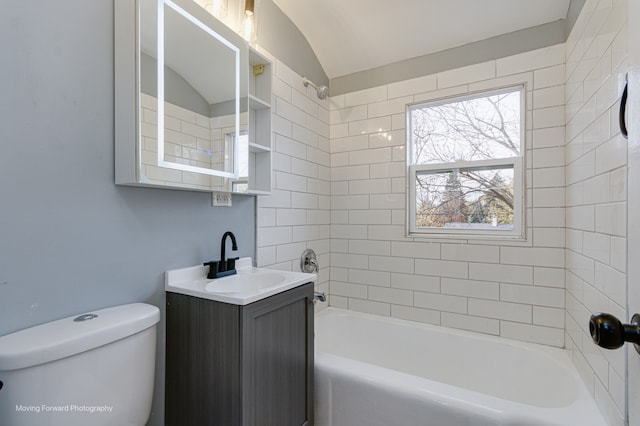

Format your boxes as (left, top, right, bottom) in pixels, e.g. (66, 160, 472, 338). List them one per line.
(408, 87, 522, 231)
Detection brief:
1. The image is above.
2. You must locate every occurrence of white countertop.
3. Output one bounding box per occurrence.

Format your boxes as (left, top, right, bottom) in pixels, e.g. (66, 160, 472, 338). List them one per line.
(165, 257, 317, 305)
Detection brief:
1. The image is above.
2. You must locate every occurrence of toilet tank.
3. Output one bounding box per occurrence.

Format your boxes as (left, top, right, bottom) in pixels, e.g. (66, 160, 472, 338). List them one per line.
(0, 303, 160, 426)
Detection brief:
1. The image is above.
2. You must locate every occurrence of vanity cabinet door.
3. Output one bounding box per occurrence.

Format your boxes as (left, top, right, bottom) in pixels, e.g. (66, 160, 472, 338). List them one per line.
(241, 282, 314, 426)
(165, 292, 243, 426)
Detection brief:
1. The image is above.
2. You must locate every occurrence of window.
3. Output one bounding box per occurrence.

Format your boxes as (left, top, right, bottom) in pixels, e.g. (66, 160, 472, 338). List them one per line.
(407, 86, 525, 238)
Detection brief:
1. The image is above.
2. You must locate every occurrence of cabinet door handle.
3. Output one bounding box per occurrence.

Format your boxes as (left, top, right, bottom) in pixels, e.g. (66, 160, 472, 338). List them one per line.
(620, 75, 628, 139)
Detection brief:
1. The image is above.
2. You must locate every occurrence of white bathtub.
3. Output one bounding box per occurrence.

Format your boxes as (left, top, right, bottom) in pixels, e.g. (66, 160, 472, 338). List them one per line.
(314, 308, 606, 426)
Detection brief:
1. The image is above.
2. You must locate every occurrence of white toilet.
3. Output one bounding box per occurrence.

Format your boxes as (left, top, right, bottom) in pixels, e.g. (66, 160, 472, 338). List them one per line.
(0, 303, 160, 426)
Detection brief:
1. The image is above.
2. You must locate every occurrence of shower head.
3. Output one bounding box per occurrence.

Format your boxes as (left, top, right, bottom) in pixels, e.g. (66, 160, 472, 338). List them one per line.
(303, 77, 329, 100)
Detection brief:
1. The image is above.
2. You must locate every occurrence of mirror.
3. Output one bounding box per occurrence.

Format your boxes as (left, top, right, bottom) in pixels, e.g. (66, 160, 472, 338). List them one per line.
(116, 0, 249, 192)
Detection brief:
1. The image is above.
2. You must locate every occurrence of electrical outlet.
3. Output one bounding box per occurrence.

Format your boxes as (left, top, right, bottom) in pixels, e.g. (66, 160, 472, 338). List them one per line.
(212, 192, 232, 207)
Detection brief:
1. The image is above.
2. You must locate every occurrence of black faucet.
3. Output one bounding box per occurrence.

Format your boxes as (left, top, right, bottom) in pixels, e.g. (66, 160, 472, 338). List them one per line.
(220, 231, 237, 266)
(204, 231, 239, 279)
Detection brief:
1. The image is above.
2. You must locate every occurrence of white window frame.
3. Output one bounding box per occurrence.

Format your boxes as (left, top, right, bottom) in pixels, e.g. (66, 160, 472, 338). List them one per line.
(406, 85, 526, 240)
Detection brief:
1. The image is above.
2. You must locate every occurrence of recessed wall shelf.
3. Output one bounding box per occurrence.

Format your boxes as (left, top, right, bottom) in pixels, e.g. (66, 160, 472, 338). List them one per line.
(249, 94, 270, 110)
(247, 48, 272, 194)
(249, 142, 271, 153)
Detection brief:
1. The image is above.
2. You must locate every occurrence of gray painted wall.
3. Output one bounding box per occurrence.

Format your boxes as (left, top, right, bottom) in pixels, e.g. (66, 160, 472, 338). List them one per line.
(257, 0, 329, 86)
(0, 2, 255, 425)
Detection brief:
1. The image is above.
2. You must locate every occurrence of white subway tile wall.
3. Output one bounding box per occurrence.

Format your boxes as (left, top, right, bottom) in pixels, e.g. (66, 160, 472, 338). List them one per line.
(254, 1, 627, 423)
(255, 53, 331, 306)
(565, 0, 628, 425)
(328, 43, 567, 345)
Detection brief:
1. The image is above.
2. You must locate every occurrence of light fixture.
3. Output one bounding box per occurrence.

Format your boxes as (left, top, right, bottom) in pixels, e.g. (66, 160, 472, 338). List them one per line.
(244, 0, 254, 15)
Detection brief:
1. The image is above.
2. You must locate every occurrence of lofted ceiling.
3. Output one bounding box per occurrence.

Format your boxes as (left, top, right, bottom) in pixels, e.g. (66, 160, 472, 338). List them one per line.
(272, 0, 571, 79)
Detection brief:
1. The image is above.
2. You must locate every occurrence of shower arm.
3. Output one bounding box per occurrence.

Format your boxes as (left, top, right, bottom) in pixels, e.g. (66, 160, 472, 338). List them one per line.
(302, 77, 319, 90)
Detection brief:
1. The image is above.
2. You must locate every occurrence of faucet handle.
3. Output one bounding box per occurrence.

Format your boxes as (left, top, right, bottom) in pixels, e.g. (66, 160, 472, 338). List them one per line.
(301, 249, 318, 273)
(203, 261, 219, 279)
(226, 257, 239, 271)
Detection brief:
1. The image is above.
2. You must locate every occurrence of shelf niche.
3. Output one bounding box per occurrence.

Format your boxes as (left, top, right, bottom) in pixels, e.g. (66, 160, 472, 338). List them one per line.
(246, 48, 272, 194)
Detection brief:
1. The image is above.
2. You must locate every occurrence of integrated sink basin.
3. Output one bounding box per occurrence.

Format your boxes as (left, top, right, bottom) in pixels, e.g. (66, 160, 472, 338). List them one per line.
(165, 257, 317, 305)
(204, 270, 286, 294)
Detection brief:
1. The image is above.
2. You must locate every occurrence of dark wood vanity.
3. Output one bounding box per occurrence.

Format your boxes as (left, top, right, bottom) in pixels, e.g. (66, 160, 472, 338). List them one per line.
(165, 282, 314, 426)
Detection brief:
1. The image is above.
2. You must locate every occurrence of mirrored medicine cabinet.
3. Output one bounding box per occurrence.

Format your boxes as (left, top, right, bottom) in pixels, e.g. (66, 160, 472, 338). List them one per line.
(115, 0, 272, 194)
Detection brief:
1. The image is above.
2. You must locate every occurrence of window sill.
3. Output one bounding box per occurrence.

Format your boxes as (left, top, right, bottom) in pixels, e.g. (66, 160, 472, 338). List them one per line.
(407, 229, 527, 243)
